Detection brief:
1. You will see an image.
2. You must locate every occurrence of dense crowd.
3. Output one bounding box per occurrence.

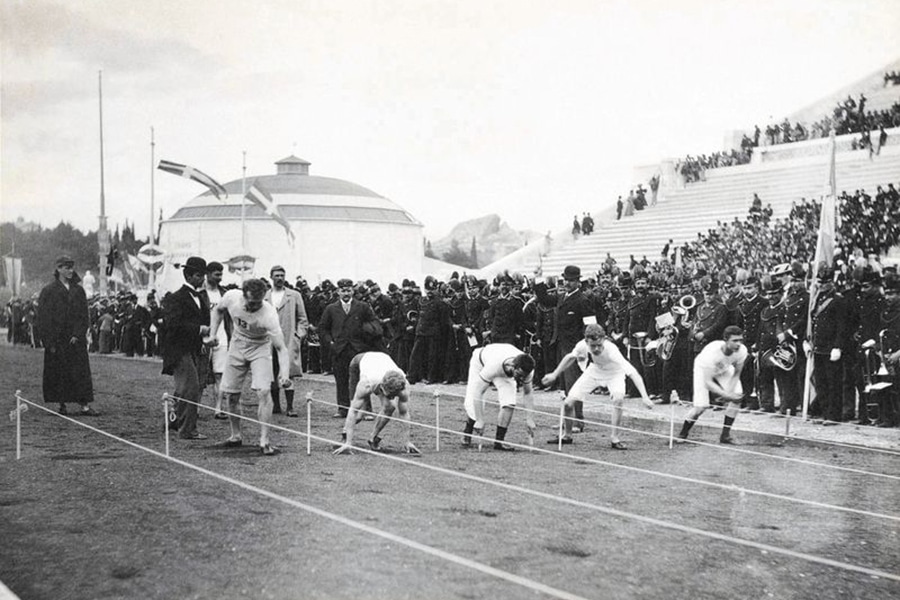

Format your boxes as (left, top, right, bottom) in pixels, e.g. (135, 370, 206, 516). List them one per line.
(886, 71, 900, 87)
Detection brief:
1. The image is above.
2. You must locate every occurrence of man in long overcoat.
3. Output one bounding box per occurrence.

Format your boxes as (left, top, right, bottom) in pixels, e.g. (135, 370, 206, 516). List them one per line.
(37, 255, 96, 416)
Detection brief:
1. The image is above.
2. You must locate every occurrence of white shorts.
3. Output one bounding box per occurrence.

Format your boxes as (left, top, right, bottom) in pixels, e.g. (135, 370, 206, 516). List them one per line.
(692, 368, 742, 408)
(463, 355, 518, 422)
(221, 340, 273, 394)
(567, 367, 626, 400)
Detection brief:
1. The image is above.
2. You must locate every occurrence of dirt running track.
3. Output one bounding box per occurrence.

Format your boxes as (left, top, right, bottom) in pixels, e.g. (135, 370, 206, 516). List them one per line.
(1, 344, 898, 600)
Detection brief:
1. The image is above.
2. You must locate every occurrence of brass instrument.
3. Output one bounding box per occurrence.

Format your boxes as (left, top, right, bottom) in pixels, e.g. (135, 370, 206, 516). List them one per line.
(657, 326, 676, 361)
(761, 341, 798, 371)
(631, 331, 658, 367)
(677, 294, 696, 329)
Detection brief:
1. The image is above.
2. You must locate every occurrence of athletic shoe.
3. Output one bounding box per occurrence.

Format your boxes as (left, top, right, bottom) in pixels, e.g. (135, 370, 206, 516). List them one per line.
(367, 437, 382, 452)
(285, 410, 298, 418)
(79, 407, 100, 417)
(719, 435, 734, 445)
(223, 437, 243, 447)
(493, 442, 515, 452)
(180, 432, 208, 440)
(214, 413, 229, 420)
(260, 444, 279, 456)
(610, 441, 628, 450)
(58, 404, 68, 415)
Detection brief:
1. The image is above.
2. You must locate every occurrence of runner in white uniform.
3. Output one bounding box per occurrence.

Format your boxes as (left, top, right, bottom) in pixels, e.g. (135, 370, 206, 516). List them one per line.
(332, 351, 420, 455)
(205, 278, 289, 456)
(461, 343, 536, 451)
(542, 324, 653, 449)
(203, 262, 230, 419)
(677, 325, 748, 444)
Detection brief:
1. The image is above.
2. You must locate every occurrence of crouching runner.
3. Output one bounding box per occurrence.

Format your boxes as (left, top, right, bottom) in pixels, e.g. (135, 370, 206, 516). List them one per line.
(332, 352, 420, 455)
(461, 343, 536, 451)
(542, 323, 653, 449)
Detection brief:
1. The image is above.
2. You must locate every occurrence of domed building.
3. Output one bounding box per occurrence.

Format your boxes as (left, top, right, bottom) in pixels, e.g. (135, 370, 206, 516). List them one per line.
(157, 156, 425, 287)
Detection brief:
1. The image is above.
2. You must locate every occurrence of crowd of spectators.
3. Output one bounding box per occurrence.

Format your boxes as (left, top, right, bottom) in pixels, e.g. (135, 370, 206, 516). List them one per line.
(676, 149, 753, 184)
(885, 71, 900, 87)
(666, 182, 900, 279)
(672, 88, 899, 187)
(758, 94, 900, 147)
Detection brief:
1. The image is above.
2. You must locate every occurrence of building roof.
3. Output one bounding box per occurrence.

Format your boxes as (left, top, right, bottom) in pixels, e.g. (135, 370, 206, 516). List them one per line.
(168, 160, 421, 227)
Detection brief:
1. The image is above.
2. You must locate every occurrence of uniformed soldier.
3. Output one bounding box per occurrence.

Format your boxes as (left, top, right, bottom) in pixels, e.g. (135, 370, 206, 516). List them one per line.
(691, 281, 728, 356)
(486, 273, 524, 347)
(736, 276, 766, 410)
(624, 271, 662, 396)
(443, 279, 472, 384)
(854, 270, 885, 425)
(808, 265, 849, 422)
(876, 273, 900, 427)
(407, 277, 448, 384)
(781, 264, 810, 410)
(757, 278, 788, 412)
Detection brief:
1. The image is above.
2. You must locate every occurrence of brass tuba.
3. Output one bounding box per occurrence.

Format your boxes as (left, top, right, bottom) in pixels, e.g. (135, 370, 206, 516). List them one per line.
(677, 294, 696, 328)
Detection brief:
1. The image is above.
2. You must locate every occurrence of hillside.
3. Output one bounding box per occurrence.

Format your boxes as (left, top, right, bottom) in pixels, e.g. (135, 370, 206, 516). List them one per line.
(430, 214, 542, 268)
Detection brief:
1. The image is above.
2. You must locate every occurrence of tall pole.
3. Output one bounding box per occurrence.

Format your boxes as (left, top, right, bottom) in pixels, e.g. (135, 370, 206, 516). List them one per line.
(241, 151, 247, 280)
(149, 127, 156, 289)
(97, 70, 110, 296)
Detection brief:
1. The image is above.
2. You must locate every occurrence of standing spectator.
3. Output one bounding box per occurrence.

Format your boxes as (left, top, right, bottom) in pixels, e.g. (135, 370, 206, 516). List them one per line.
(571, 215, 581, 239)
(36, 255, 97, 416)
(616, 196, 623, 221)
(161, 256, 210, 439)
(318, 278, 383, 418)
(265, 265, 309, 417)
(98, 307, 115, 354)
(649, 174, 660, 206)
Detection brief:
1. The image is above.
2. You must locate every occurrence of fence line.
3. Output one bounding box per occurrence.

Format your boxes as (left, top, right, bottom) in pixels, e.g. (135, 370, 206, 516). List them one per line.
(12, 392, 900, 585)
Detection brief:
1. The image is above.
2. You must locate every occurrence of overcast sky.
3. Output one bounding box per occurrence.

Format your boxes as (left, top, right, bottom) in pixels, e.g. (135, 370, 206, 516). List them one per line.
(2, 0, 899, 242)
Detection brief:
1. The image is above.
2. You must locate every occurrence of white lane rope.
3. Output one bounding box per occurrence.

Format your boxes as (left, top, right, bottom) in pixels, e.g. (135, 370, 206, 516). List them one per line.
(13, 393, 900, 584)
(161, 393, 900, 522)
(11, 395, 587, 600)
(295, 390, 900, 482)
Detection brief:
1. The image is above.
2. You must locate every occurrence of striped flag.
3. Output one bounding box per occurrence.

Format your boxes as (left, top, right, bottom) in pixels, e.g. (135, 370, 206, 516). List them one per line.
(245, 179, 296, 246)
(157, 159, 228, 200)
(802, 128, 837, 420)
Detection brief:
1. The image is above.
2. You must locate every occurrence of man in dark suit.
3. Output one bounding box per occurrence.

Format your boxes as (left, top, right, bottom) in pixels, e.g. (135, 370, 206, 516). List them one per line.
(318, 278, 382, 418)
(534, 265, 593, 429)
(161, 256, 210, 440)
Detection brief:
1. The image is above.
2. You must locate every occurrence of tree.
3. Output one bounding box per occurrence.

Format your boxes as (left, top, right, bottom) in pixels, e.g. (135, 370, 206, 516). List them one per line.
(469, 236, 478, 268)
(442, 238, 475, 269)
(424, 239, 436, 259)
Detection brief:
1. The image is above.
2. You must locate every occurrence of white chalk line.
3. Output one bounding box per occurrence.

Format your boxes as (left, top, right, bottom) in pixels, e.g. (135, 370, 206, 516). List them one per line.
(15, 393, 900, 584)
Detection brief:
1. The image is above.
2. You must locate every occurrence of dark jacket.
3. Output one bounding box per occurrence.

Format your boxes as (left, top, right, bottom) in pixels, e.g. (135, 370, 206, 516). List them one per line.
(161, 285, 210, 376)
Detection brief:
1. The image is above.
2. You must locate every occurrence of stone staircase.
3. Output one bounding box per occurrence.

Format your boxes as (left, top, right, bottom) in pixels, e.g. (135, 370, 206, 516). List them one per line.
(532, 142, 900, 277)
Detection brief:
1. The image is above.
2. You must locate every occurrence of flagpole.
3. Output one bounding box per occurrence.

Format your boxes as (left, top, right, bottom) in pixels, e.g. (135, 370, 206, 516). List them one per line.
(801, 129, 837, 420)
(97, 70, 110, 296)
(241, 151, 247, 281)
(149, 126, 156, 289)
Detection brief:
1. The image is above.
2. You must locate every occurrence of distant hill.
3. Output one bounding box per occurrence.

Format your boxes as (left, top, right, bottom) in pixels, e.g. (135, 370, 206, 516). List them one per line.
(430, 214, 542, 268)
